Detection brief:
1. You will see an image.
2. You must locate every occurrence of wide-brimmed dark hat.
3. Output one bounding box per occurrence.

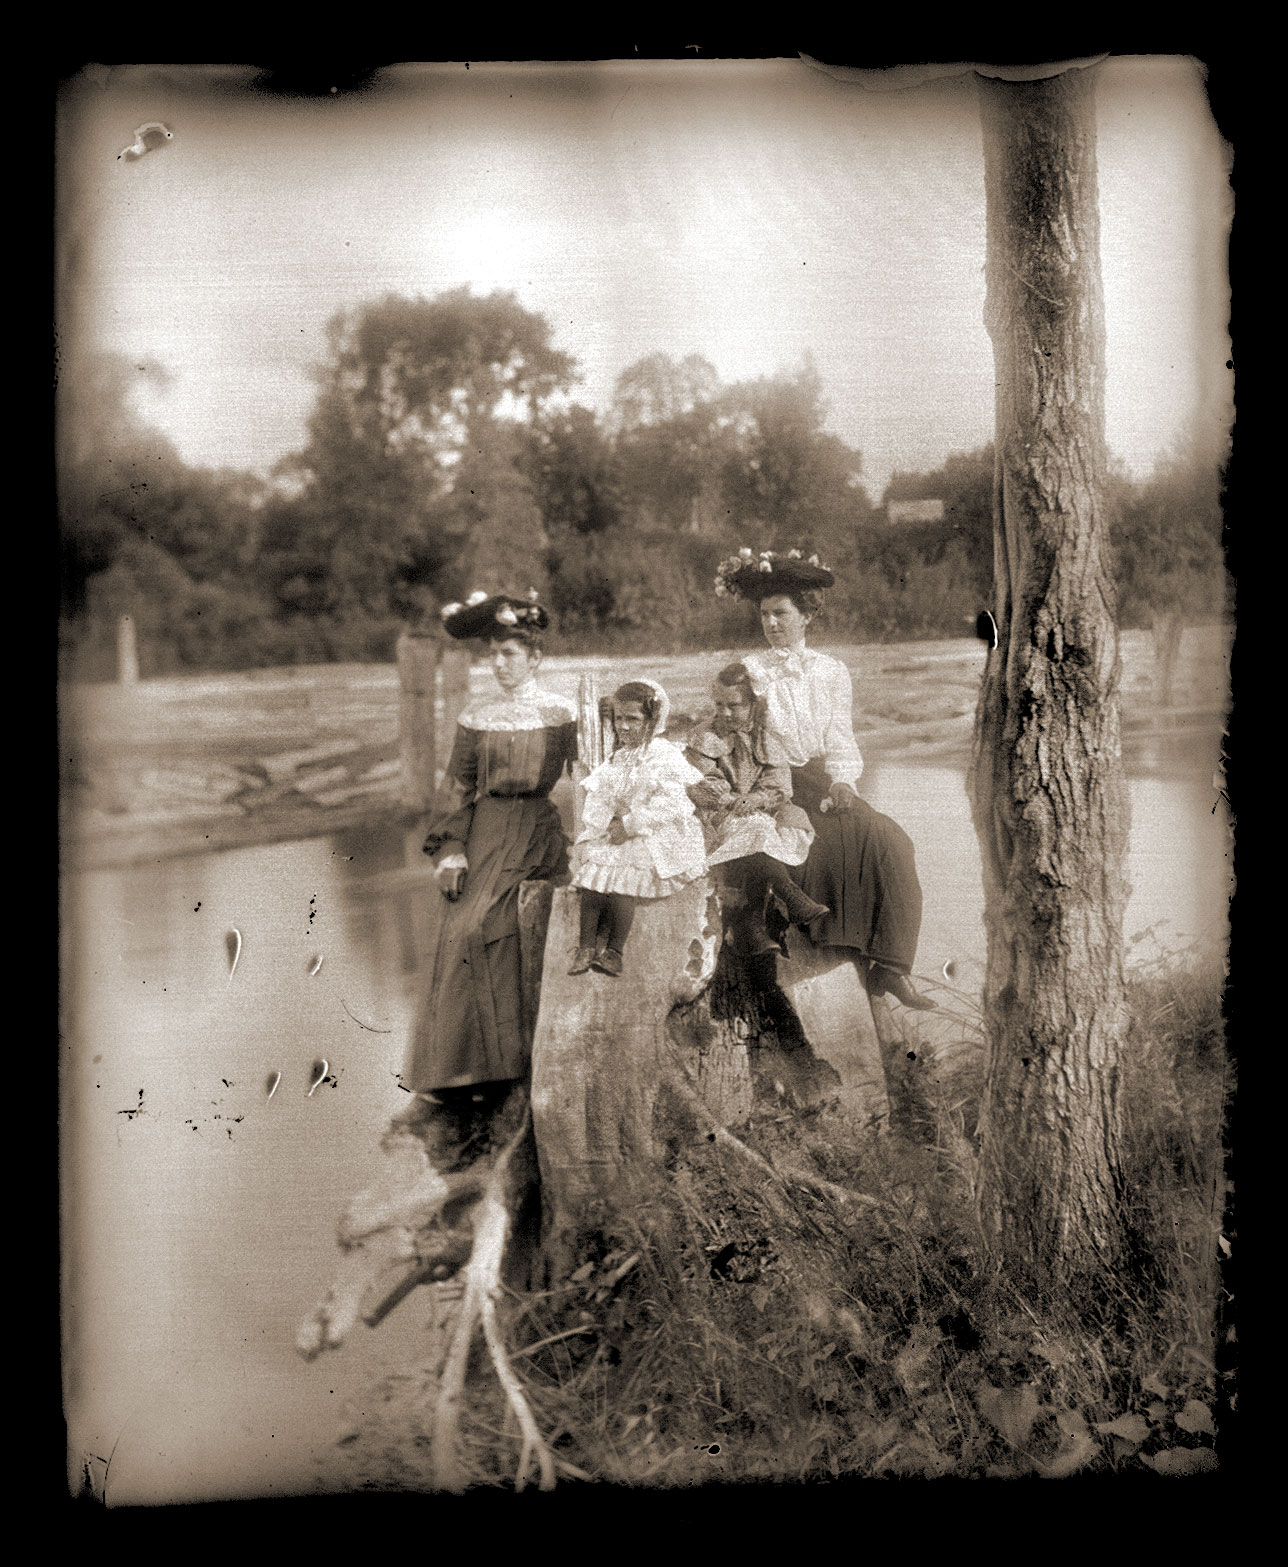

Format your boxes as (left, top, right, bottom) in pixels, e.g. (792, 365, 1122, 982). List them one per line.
(439, 590, 550, 640)
(714, 549, 836, 601)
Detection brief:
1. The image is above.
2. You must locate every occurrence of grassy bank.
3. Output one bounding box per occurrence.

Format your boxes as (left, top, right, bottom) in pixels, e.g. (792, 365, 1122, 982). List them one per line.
(341, 955, 1230, 1487)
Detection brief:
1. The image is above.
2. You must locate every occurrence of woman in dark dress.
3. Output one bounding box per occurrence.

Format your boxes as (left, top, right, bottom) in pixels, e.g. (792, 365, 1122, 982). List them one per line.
(715, 550, 935, 1010)
(397, 592, 578, 1141)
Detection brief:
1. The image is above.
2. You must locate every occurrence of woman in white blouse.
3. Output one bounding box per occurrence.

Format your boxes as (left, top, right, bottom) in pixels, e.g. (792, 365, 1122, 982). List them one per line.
(718, 550, 935, 1010)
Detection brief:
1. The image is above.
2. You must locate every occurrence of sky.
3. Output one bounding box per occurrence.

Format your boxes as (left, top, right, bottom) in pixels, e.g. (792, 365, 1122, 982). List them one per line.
(57, 57, 1232, 501)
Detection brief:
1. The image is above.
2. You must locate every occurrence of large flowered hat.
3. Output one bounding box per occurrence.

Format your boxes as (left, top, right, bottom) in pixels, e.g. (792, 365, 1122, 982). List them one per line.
(714, 548, 835, 601)
(439, 588, 549, 640)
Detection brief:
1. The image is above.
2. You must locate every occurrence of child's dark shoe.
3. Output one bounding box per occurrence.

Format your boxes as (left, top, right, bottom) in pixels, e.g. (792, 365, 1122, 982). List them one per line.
(592, 947, 624, 977)
(568, 946, 597, 975)
(732, 911, 781, 958)
(776, 884, 831, 929)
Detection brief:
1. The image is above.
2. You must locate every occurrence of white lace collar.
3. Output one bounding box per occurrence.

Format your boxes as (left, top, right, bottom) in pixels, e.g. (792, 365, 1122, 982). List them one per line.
(459, 681, 577, 733)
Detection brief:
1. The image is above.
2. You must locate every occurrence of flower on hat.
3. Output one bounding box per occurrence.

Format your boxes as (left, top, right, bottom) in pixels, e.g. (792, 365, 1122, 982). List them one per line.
(712, 545, 835, 601)
(495, 603, 519, 626)
(466, 590, 489, 607)
(439, 601, 464, 620)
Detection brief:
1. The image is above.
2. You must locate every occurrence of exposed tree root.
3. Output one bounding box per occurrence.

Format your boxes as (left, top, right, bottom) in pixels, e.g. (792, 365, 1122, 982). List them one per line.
(301, 1076, 558, 1489)
(424, 1102, 556, 1492)
(662, 1033, 892, 1222)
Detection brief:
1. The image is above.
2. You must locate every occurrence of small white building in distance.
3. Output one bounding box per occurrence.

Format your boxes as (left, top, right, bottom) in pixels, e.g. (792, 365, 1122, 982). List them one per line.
(886, 498, 946, 524)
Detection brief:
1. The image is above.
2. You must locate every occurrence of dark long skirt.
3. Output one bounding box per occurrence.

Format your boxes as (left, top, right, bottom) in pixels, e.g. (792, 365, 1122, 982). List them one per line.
(403, 795, 568, 1092)
(789, 758, 923, 973)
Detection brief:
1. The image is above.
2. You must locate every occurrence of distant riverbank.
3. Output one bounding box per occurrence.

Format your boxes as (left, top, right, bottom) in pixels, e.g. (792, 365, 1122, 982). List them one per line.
(60, 625, 1229, 872)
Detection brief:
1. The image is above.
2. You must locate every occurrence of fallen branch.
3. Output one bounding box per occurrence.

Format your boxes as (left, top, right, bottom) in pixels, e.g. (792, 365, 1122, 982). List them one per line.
(297, 1227, 416, 1360)
(513, 1325, 597, 1358)
(339, 1139, 484, 1245)
(298, 1132, 487, 1358)
(361, 1229, 475, 1329)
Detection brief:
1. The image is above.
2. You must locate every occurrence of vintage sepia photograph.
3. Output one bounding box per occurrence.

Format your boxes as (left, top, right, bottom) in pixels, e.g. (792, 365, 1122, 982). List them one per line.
(58, 54, 1233, 1501)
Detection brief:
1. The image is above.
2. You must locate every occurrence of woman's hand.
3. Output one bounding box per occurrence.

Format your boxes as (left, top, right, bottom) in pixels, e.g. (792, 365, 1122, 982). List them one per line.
(607, 816, 629, 846)
(820, 781, 861, 814)
(435, 861, 467, 900)
(689, 780, 727, 811)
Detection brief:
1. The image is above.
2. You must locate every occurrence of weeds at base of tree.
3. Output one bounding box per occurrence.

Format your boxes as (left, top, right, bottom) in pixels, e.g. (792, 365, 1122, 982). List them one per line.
(343, 954, 1229, 1488)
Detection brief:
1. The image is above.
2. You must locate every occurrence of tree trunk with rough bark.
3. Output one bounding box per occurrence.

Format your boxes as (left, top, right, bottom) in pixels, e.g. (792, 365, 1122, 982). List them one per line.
(970, 65, 1131, 1282)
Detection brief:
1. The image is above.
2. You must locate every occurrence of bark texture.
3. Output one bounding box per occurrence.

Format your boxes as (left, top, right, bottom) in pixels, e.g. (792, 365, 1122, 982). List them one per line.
(971, 67, 1130, 1279)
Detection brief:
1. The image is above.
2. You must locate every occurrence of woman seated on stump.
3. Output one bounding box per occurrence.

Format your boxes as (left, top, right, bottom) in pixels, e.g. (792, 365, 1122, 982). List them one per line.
(395, 589, 578, 1151)
(714, 548, 935, 1010)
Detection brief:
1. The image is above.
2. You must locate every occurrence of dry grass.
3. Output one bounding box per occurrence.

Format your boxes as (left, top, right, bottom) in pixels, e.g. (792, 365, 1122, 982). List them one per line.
(341, 953, 1230, 1488)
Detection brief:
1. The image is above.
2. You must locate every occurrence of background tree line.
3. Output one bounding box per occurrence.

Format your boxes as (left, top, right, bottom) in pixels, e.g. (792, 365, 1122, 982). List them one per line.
(58, 289, 1229, 679)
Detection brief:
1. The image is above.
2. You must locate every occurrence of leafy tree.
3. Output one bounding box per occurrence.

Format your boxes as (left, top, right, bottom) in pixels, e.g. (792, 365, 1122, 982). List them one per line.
(875, 445, 993, 633)
(718, 359, 868, 545)
(612, 353, 728, 534)
(612, 352, 720, 432)
(884, 446, 994, 564)
(58, 352, 272, 675)
(526, 404, 623, 539)
(268, 289, 576, 643)
(318, 286, 575, 447)
(58, 354, 186, 617)
(441, 416, 550, 608)
(1109, 444, 1228, 703)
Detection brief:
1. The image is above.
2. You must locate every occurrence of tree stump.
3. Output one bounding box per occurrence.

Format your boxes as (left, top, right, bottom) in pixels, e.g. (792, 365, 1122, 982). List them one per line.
(530, 883, 898, 1267)
(303, 870, 914, 1486)
(529, 880, 721, 1253)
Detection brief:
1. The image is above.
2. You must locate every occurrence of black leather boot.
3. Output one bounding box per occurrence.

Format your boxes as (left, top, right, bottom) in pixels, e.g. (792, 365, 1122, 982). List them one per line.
(774, 881, 831, 929)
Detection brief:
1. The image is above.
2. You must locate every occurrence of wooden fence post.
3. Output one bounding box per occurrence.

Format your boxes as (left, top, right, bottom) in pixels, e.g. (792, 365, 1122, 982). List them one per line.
(396, 631, 440, 813)
(573, 673, 609, 835)
(438, 644, 473, 779)
(117, 615, 139, 686)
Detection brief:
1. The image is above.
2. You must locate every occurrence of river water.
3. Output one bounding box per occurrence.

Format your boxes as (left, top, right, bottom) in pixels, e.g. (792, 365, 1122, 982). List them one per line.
(61, 740, 1231, 1503)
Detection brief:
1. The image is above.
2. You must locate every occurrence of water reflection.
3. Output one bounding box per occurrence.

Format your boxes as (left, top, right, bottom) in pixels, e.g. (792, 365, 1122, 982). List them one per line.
(62, 838, 440, 1504)
(62, 752, 1231, 1502)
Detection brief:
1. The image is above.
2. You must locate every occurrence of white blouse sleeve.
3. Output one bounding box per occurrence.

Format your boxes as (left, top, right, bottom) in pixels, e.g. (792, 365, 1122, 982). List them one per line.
(819, 659, 865, 786)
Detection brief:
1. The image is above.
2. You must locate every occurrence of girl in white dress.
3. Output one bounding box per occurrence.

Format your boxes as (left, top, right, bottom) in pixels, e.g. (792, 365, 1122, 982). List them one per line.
(568, 679, 707, 977)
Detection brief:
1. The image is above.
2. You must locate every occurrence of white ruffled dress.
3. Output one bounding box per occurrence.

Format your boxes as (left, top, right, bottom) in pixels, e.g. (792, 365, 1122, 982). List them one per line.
(571, 738, 708, 899)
